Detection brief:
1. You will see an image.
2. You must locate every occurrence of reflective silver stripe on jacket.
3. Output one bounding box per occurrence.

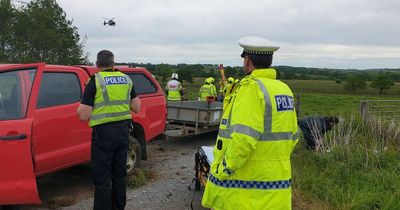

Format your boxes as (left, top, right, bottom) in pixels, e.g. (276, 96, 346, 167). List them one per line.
(94, 73, 132, 109)
(90, 111, 132, 121)
(218, 79, 297, 141)
(200, 85, 212, 94)
(219, 124, 298, 141)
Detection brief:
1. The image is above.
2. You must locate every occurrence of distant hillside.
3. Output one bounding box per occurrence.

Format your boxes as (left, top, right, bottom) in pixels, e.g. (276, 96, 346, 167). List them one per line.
(274, 65, 400, 81)
(117, 62, 400, 82)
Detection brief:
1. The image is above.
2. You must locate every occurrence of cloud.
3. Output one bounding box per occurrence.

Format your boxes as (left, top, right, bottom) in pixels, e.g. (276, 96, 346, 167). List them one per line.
(58, 0, 400, 69)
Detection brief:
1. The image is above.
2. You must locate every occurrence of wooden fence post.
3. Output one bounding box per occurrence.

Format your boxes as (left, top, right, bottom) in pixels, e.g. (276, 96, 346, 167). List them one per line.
(360, 100, 368, 121)
(296, 94, 301, 118)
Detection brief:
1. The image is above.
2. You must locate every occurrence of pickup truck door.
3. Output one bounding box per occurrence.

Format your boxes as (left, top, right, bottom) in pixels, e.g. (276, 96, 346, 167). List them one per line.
(32, 67, 92, 175)
(0, 64, 42, 204)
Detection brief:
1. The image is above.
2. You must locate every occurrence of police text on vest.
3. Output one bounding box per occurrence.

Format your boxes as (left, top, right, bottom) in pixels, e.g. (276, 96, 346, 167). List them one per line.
(104, 76, 128, 85)
(275, 95, 294, 111)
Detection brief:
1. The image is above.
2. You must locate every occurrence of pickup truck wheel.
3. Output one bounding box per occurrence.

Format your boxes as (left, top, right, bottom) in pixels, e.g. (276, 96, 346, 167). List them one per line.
(1, 205, 21, 210)
(127, 135, 141, 174)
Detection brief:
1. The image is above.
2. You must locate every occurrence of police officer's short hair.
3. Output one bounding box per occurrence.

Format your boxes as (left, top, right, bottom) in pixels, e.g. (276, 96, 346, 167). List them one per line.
(96, 50, 114, 68)
(244, 53, 273, 68)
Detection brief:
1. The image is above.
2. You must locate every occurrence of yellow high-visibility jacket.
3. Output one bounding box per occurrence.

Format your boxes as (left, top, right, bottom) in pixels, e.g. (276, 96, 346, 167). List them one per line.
(166, 79, 182, 101)
(199, 83, 217, 101)
(219, 81, 227, 96)
(89, 71, 133, 127)
(222, 80, 240, 111)
(211, 84, 217, 97)
(202, 68, 299, 210)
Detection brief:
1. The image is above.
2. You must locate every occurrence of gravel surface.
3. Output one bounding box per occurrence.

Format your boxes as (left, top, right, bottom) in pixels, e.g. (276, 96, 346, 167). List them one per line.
(22, 132, 216, 210)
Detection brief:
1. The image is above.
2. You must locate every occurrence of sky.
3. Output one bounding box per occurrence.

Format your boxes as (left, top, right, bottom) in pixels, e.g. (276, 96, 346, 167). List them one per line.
(57, 0, 400, 69)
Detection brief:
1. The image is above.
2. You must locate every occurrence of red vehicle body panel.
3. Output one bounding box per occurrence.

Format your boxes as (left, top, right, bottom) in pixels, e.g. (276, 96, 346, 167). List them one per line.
(32, 66, 92, 176)
(83, 66, 167, 142)
(0, 64, 166, 205)
(0, 119, 40, 204)
(0, 63, 44, 204)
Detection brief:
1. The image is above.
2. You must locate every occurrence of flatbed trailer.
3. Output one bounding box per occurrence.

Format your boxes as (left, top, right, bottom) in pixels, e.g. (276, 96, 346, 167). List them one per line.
(164, 101, 223, 138)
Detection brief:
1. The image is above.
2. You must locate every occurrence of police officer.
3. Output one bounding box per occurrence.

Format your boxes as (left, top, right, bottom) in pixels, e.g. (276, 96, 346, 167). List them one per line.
(218, 80, 226, 99)
(202, 36, 299, 210)
(77, 50, 141, 210)
(217, 77, 236, 102)
(220, 77, 240, 110)
(224, 77, 236, 96)
(209, 77, 217, 98)
(165, 73, 183, 101)
(198, 77, 217, 101)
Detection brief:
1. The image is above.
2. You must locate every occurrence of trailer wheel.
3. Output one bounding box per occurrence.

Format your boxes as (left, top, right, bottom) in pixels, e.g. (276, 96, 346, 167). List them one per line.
(127, 135, 141, 174)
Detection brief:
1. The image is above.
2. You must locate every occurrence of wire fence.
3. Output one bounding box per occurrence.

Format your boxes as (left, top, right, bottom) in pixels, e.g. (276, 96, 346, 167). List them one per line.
(360, 100, 400, 122)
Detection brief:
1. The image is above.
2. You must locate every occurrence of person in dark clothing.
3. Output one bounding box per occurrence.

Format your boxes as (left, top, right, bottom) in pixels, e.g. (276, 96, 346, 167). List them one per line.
(77, 50, 141, 210)
(298, 116, 339, 151)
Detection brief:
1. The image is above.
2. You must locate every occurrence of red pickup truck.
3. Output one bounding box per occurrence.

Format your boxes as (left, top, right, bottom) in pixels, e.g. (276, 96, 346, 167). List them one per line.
(0, 63, 167, 207)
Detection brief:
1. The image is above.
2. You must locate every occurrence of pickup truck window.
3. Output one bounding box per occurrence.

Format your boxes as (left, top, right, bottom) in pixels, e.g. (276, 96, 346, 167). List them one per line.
(127, 73, 157, 95)
(0, 68, 36, 120)
(37, 72, 81, 108)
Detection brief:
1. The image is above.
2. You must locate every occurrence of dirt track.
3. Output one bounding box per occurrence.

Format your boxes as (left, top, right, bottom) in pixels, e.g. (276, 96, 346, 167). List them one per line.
(22, 133, 216, 210)
(21, 132, 315, 210)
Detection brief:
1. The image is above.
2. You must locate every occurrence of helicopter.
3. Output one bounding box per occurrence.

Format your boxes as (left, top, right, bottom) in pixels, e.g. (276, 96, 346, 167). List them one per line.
(103, 17, 116, 27)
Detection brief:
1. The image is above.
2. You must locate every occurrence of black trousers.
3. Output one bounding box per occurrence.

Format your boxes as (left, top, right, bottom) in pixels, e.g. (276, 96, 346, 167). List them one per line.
(299, 122, 316, 150)
(91, 121, 129, 210)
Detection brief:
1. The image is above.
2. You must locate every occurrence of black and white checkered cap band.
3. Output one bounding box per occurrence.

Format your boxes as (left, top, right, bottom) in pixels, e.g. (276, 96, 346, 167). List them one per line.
(244, 49, 274, 55)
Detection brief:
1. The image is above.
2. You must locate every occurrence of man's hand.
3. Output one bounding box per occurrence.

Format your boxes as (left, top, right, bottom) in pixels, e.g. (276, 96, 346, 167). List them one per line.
(77, 104, 93, 121)
(130, 96, 141, 113)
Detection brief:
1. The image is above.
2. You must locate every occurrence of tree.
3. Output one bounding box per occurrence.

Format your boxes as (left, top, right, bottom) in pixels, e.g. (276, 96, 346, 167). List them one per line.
(4, 0, 87, 64)
(177, 67, 194, 84)
(344, 75, 366, 93)
(224, 66, 239, 78)
(275, 69, 282, 79)
(156, 64, 173, 84)
(370, 73, 394, 94)
(283, 71, 296, 80)
(0, 0, 16, 62)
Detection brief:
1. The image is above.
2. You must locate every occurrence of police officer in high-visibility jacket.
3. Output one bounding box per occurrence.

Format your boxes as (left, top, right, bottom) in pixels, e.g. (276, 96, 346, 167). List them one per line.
(199, 77, 217, 101)
(209, 77, 217, 98)
(166, 73, 183, 101)
(202, 36, 299, 210)
(224, 77, 236, 96)
(77, 50, 141, 210)
(221, 77, 240, 111)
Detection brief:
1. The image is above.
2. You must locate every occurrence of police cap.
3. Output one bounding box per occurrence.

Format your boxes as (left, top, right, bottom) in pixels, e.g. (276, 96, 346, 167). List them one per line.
(239, 36, 279, 58)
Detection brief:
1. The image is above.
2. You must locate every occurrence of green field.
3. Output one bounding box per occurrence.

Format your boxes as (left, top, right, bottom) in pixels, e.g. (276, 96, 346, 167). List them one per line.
(295, 93, 400, 118)
(163, 78, 400, 115)
(283, 80, 400, 209)
(285, 79, 400, 95)
(174, 78, 400, 209)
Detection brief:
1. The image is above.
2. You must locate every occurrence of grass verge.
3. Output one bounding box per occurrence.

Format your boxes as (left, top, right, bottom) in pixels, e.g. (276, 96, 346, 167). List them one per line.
(127, 168, 154, 189)
(292, 115, 400, 210)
